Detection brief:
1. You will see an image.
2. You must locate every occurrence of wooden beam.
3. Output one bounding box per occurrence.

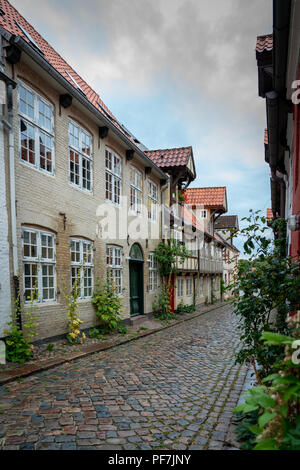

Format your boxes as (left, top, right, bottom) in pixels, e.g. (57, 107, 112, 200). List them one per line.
(99, 126, 109, 139)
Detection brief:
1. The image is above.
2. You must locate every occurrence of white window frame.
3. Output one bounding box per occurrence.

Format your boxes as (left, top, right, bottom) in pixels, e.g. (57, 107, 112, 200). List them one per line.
(18, 81, 55, 175)
(149, 252, 159, 291)
(177, 278, 184, 298)
(200, 278, 204, 297)
(106, 245, 123, 295)
(22, 227, 56, 303)
(130, 166, 143, 215)
(148, 180, 158, 221)
(105, 147, 122, 205)
(200, 210, 207, 219)
(186, 278, 193, 296)
(70, 238, 94, 299)
(68, 119, 93, 193)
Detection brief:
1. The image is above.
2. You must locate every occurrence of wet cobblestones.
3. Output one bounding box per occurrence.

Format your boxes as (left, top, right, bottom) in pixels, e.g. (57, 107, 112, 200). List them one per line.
(0, 305, 247, 450)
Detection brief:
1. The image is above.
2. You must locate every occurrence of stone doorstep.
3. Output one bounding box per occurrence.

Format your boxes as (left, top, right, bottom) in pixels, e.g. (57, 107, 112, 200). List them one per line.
(130, 315, 146, 327)
(0, 301, 226, 386)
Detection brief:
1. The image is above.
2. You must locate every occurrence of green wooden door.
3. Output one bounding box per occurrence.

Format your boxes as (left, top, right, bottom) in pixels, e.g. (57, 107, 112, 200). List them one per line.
(129, 261, 143, 316)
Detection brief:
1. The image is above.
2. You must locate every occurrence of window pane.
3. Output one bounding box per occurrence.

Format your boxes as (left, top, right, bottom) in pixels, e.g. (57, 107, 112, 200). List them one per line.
(20, 120, 35, 165)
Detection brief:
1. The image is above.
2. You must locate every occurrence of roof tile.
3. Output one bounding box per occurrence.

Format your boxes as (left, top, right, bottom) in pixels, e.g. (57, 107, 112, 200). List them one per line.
(256, 34, 273, 53)
(185, 187, 226, 209)
(0, 0, 139, 148)
(144, 147, 192, 168)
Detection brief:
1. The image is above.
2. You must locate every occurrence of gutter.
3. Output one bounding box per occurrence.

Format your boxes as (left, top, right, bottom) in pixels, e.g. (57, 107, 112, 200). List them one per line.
(265, 90, 279, 171)
(264, 1, 292, 175)
(273, 0, 292, 95)
(12, 36, 168, 182)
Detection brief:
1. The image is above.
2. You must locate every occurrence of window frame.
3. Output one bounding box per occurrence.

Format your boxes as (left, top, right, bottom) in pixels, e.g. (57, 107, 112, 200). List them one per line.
(105, 147, 122, 205)
(70, 238, 94, 299)
(149, 252, 159, 291)
(186, 278, 193, 296)
(148, 180, 158, 221)
(106, 245, 123, 296)
(177, 278, 184, 298)
(18, 81, 55, 176)
(68, 119, 93, 193)
(130, 166, 143, 215)
(22, 227, 56, 304)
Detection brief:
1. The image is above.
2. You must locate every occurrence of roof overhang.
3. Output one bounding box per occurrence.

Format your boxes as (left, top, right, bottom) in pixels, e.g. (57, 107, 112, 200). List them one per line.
(6, 33, 168, 183)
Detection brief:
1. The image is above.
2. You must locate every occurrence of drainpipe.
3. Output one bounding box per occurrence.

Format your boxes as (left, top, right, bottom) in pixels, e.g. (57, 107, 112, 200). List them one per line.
(7, 82, 21, 324)
(160, 179, 169, 241)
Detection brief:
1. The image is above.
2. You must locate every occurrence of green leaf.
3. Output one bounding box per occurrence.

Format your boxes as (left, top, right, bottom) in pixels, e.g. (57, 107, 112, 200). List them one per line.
(258, 411, 277, 428)
(283, 384, 300, 401)
(248, 425, 262, 435)
(253, 439, 278, 450)
(261, 332, 294, 346)
(234, 403, 259, 414)
(280, 404, 288, 418)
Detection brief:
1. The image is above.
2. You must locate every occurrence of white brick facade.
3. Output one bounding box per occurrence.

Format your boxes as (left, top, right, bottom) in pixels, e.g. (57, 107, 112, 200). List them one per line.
(0, 121, 11, 336)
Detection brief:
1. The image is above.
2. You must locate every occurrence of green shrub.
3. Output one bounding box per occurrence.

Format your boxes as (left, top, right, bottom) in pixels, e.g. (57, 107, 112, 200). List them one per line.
(92, 280, 122, 334)
(234, 331, 300, 450)
(4, 326, 32, 364)
(175, 302, 195, 315)
(88, 328, 104, 340)
(152, 285, 173, 321)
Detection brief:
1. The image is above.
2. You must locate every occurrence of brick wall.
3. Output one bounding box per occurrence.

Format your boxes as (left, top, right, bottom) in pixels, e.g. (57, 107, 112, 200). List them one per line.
(8, 61, 163, 341)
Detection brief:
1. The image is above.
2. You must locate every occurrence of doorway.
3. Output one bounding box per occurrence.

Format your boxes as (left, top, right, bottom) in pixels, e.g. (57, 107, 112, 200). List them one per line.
(129, 244, 144, 317)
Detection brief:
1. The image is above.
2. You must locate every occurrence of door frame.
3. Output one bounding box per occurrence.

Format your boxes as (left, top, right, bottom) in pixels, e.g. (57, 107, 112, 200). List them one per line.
(129, 243, 144, 317)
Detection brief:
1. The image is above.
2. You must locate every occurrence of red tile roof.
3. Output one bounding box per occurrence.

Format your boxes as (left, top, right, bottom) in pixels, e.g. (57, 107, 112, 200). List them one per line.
(215, 215, 239, 230)
(185, 187, 227, 209)
(0, 0, 139, 148)
(264, 128, 268, 145)
(256, 34, 273, 53)
(144, 147, 192, 169)
(267, 208, 273, 221)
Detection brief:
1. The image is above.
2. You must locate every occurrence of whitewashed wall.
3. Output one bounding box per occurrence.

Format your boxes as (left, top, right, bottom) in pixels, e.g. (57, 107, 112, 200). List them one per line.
(0, 121, 11, 337)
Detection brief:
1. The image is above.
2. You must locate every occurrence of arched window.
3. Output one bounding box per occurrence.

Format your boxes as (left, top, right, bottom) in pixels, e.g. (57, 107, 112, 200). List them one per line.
(129, 243, 144, 261)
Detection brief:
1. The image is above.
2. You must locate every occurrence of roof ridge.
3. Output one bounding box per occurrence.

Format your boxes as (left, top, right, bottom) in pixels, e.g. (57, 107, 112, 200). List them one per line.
(186, 186, 226, 190)
(145, 146, 192, 152)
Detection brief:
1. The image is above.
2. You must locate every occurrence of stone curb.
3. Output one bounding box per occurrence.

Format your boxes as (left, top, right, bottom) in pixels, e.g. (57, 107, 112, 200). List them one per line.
(0, 301, 227, 386)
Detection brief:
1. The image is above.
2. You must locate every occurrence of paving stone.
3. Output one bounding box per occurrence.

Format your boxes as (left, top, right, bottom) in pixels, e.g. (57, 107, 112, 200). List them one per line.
(0, 305, 247, 451)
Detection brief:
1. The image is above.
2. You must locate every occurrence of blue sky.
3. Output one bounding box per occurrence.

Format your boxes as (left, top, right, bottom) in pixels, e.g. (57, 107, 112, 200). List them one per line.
(13, 0, 273, 253)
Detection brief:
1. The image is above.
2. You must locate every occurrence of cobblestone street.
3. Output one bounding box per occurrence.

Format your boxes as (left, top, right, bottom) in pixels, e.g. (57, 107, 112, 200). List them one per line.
(0, 305, 248, 450)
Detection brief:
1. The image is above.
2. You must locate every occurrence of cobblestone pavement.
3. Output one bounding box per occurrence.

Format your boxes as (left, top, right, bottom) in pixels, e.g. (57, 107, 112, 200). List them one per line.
(0, 305, 248, 450)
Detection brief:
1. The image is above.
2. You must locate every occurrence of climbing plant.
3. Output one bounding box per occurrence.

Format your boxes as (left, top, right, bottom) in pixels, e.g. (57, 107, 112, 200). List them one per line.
(154, 239, 190, 285)
(228, 210, 300, 382)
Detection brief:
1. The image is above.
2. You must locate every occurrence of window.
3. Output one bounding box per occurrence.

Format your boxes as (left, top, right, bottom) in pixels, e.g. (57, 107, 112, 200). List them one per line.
(186, 278, 193, 296)
(149, 253, 158, 291)
(18, 82, 54, 174)
(130, 167, 142, 214)
(200, 278, 204, 296)
(177, 278, 184, 297)
(22, 227, 56, 303)
(148, 180, 158, 221)
(106, 245, 122, 295)
(200, 210, 207, 219)
(172, 229, 182, 243)
(69, 120, 92, 191)
(105, 148, 122, 204)
(70, 239, 94, 298)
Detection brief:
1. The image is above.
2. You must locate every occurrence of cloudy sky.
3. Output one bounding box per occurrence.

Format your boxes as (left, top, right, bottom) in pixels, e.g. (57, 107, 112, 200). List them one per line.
(13, 0, 273, 252)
